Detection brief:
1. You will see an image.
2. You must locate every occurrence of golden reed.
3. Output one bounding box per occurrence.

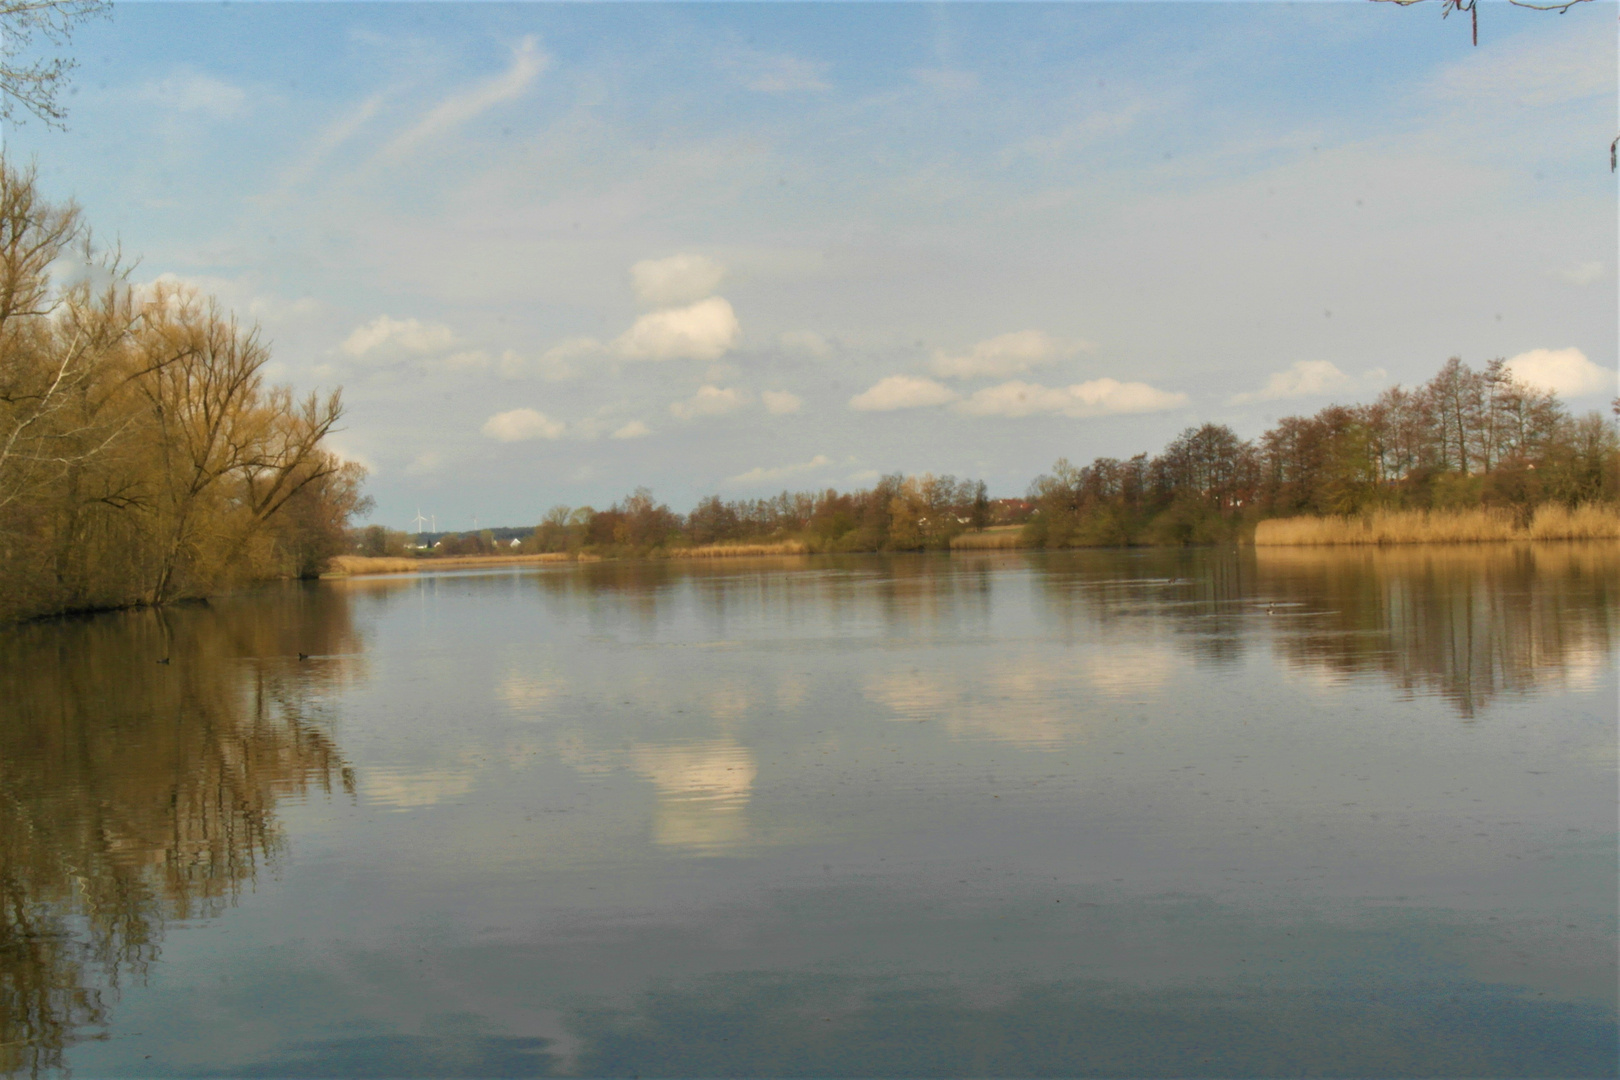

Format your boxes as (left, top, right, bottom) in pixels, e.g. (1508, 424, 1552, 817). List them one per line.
(673, 541, 808, 558)
(1254, 504, 1620, 546)
(949, 528, 1028, 550)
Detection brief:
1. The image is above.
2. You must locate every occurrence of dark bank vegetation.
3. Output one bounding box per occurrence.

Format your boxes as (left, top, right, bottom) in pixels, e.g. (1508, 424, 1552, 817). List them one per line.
(0, 162, 364, 621)
(513, 476, 995, 559)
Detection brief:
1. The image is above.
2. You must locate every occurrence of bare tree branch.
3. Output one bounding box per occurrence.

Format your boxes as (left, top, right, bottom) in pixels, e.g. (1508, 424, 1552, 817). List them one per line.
(0, 0, 109, 127)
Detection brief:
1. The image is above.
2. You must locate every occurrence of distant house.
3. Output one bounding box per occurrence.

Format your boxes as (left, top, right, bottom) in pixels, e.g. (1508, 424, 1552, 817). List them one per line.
(509, 538, 522, 549)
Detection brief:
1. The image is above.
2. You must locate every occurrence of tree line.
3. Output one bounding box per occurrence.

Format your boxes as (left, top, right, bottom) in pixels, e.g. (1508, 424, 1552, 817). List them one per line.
(1025, 356, 1618, 547)
(379, 354, 1615, 560)
(0, 162, 365, 621)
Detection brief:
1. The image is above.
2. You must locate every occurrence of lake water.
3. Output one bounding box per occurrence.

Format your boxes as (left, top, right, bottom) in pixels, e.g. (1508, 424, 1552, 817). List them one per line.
(2, 546, 1615, 1077)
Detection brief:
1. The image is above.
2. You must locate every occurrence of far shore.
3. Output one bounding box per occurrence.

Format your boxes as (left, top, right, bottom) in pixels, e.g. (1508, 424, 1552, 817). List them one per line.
(324, 507, 1620, 577)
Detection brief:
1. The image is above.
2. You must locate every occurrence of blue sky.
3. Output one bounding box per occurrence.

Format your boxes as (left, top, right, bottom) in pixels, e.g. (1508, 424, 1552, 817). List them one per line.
(11, 1, 1616, 528)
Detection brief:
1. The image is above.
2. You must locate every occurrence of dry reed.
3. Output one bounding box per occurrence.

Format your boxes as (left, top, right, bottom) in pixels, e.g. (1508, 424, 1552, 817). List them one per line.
(673, 541, 808, 559)
(1254, 504, 1620, 546)
(326, 555, 420, 575)
(424, 552, 573, 568)
(949, 527, 1028, 550)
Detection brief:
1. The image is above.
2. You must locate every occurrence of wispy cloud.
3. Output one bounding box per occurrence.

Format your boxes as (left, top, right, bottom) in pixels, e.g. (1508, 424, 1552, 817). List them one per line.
(341, 315, 454, 357)
(631, 254, 725, 306)
(956, 378, 1186, 418)
(1228, 360, 1352, 405)
(138, 69, 247, 118)
(275, 92, 390, 193)
(611, 420, 652, 440)
(382, 36, 547, 160)
(930, 330, 1085, 380)
(720, 45, 831, 93)
(727, 454, 833, 487)
(1432, 22, 1611, 107)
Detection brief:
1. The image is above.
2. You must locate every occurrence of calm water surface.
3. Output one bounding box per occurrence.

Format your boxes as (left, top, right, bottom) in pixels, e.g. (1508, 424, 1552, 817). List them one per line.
(1, 547, 1615, 1077)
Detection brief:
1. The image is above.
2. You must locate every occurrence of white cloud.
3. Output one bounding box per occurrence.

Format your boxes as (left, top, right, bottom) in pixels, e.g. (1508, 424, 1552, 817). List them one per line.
(611, 420, 652, 440)
(1504, 347, 1615, 399)
(341, 315, 454, 357)
(383, 36, 547, 160)
(615, 297, 740, 362)
(670, 385, 749, 420)
(929, 330, 1082, 379)
(849, 375, 958, 412)
(138, 70, 247, 118)
(1228, 360, 1353, 404)
(631, 254, 726, 307)
(727, 454, 833, 487)
(1553, 261, 1604, 287)
(761, 390, 803, 415)
(956, 378, 1187, 418)
(481, 408, 566, 442)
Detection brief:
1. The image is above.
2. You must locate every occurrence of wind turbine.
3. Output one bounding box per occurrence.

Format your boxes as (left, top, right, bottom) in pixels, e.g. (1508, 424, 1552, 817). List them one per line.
(412, 508, 428, 534)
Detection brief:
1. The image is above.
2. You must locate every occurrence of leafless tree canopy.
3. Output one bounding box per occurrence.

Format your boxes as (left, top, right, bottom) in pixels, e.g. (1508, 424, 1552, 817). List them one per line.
(0, 162, 368, 621)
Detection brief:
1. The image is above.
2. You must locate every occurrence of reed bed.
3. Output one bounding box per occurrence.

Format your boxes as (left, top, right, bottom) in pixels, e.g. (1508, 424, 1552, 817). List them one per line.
(326, 555, 420, 575)
(1254, 504, 1620, 546)
(950, 527, 1028, 550)
(673, 541, 808, 559)
(425, 553, 573, 568)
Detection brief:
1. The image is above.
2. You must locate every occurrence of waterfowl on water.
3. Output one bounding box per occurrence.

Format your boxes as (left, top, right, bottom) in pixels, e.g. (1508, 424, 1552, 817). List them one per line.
(156, 657, 171, 664)
(297, 652, 310, 661)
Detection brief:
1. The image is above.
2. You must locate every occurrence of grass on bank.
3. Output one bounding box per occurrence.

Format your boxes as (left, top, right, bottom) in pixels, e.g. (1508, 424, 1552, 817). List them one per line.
(1254, 503, 1620, 546)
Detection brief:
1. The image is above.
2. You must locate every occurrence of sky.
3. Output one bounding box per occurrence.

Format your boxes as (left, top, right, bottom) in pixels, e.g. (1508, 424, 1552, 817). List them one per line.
(9, 0, 1617, 529)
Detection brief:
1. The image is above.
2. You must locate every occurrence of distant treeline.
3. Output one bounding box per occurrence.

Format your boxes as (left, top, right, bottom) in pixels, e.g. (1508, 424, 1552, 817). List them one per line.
(361, 354, 1618, 561)
(1024, 356, 1618, 547)
(0, 163, 364, 622)
(356, 476, 999, 559)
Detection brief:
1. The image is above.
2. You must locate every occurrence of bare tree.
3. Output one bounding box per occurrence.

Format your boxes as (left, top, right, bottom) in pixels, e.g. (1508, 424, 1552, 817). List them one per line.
(1369, 0, 1594, 48)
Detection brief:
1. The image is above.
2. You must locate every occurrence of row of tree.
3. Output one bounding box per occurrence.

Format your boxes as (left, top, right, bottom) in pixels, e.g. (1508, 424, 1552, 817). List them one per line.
(457, 356, 1613, 558)
(1026, 357, 1618, 546)
(0, 163, 365, 621)
(517, 476, 994, 556)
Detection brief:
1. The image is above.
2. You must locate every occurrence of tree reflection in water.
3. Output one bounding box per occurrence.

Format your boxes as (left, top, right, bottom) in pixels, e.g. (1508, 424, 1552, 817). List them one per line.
(1023, 543, 1617, 715)
(1256, 542, 1619, 716)
(0, 585, 357, 1075)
